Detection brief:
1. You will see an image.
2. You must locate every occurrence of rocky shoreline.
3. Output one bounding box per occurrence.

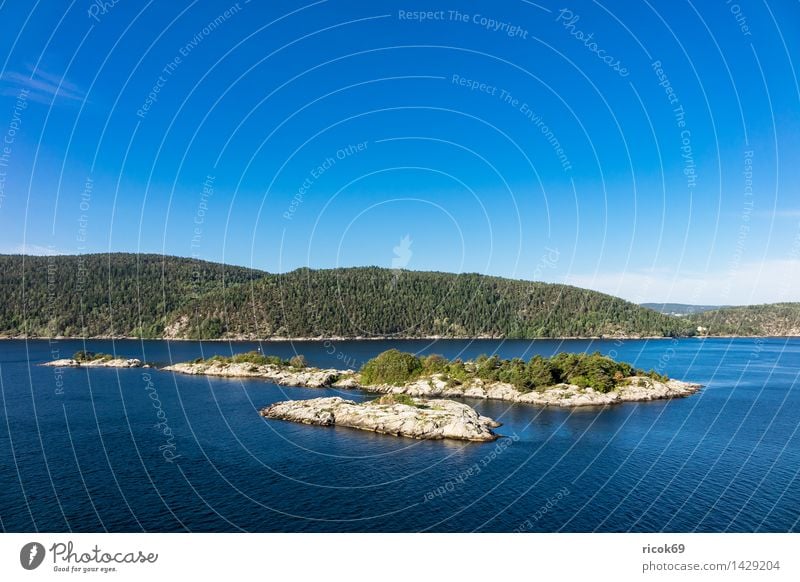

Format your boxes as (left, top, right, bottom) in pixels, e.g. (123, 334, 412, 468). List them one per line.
(260, 395, 501, 441)
(43, 357, 148, 368)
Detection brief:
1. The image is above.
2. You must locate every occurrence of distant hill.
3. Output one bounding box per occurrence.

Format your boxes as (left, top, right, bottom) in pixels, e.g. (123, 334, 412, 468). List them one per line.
(641, 303, 724, 316)
(0, 253, 695, 339)
(687, 303, 800, 336)
(169, 266, 696, 339)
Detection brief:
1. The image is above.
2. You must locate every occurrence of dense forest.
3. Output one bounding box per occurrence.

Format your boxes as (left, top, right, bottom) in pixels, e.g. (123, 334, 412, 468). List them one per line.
(0, 253, 793, 339)
(172, 265, 696, 339)
(687, 303, 800, 336)
(0, 254, 262, 338)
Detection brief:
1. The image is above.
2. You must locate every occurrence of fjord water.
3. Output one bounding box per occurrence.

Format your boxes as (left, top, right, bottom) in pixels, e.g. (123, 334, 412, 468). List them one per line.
(1, 338, 798, 532)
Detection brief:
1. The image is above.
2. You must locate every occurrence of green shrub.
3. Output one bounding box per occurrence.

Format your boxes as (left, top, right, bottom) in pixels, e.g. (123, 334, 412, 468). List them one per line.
(360, 349, 423, 385)
(360, 349, 647, 393)
(552, 352, 635, 393)
(569, 375, 591, 388)
(475, 354, 502, 381)
(447, 359, 469, 382)
(289, 355, 308, 368)
(526, 356, 556, 388)
(421, 354, 448, 374)
(374, 393, 418, 407)
(231, 351, 270, 365)
(645, 369, 669, 383)
(73, 350, 113, 362)
(199, 351, 298, 368)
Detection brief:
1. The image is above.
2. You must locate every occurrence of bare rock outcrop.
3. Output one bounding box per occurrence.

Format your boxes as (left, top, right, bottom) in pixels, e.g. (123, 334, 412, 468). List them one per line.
(43, 358, 146, 368)
(162, 361, 352, 388)
(260, 395, 500, 441)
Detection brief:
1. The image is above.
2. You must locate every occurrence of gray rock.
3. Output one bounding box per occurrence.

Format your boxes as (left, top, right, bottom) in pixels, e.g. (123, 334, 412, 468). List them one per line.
(261, 395, 500, 441)
(42, 357, 146, 368)
(162, 361, 349, 388)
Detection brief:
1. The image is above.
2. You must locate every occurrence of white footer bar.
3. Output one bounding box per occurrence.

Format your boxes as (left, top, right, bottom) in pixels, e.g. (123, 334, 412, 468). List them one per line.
(1, 533, 796, 580)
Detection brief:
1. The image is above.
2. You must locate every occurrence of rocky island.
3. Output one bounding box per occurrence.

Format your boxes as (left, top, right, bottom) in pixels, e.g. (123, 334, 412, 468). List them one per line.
(43, 351, 148, 369)
(353, 350, 700, 407)
(260, 394, 500, 441)
(364, 373, 698, 406)
(349, 350, 701, 407)
(161, 351, 354, 388)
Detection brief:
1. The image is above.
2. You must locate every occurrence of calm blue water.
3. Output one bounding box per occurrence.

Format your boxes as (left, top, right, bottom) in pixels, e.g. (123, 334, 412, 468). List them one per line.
(0, 337, 798, 532)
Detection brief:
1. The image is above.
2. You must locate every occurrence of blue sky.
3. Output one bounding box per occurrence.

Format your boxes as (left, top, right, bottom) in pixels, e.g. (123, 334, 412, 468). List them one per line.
(0, 0, 798, 304)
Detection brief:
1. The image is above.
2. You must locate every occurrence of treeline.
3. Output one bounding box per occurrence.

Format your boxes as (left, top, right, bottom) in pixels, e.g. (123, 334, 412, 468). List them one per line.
(0, 253, 696, 339)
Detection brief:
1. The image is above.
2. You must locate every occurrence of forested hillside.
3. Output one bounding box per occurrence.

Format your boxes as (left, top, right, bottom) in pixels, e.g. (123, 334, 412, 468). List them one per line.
(171, 266, 695, 339)
(0, 254, 263, 337)
(687, 303, 800, 336)
(0, 253, 699, 339)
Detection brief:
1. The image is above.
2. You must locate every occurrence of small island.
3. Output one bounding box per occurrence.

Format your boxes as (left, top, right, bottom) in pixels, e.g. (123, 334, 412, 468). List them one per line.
(352, 350, 701, 407)
(43, 350, 148, 369)
(260, 394, 501, 442)
(161, 351, 353, 388)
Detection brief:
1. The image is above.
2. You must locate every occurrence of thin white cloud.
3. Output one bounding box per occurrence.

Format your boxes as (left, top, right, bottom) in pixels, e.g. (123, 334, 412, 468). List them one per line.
(1, 67, 86, 104)
(563, 260, 800, 305)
